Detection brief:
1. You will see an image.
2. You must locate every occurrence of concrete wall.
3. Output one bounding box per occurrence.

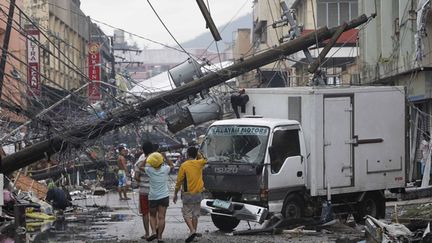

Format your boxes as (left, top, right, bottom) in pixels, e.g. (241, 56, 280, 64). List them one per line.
(232, 28, 257, 88)
(233, 29, 252, 60)
(252, 0, 289, 70)
(48, 0, 89, 39)
(359, 0, 421, 85)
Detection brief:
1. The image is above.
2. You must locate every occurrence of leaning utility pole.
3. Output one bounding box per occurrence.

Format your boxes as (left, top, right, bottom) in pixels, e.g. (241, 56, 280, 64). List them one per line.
(0, 0, 16, 98)
(0, 15, 370, 174)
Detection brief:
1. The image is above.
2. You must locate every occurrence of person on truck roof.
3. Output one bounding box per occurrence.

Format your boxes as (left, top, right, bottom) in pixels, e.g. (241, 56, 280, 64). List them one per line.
(173, 147, 207, 243)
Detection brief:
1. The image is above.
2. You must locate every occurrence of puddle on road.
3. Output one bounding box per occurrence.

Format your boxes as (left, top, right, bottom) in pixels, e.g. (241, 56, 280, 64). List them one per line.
(109, 214, 135, 222)
(23, 206, 135, 242)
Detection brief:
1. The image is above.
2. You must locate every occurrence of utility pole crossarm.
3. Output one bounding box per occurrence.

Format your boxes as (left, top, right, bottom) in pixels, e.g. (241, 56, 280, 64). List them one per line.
(0, 15, 370, 174)
(307, 23, 347, 74)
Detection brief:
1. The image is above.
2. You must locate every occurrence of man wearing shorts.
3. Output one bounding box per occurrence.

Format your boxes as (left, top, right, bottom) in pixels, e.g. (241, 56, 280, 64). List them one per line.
(117, 146, 130, 200)
(134, 141, 155, 240)
(173, 147, 207, 243)
(145, 152, 174, 243)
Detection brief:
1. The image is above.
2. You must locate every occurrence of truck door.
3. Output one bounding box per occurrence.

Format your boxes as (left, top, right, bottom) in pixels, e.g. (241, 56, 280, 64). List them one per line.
(324, 96, 353, 188)
(267, 126, 305, 209)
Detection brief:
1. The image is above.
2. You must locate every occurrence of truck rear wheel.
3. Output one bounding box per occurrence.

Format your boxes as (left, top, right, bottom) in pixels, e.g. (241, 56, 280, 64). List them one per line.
(354, 192, 385, 223)
(282, 194, 304, 219)
(211, 214, 240, 232)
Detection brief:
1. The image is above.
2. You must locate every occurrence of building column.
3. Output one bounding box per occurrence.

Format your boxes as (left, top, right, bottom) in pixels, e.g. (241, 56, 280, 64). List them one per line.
(363, 0, 380, 65)
(380, 0, 394, 58)
(399, 0, 415, 71)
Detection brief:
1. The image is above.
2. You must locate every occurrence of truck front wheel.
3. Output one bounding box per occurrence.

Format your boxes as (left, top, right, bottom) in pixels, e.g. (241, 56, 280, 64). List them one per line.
(211, 214, 240, 232)
(282, 194, 304, 219)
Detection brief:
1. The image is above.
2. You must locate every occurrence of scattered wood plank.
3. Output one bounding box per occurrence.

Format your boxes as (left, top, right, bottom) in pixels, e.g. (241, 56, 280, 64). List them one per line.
(15, 174, 48, 199)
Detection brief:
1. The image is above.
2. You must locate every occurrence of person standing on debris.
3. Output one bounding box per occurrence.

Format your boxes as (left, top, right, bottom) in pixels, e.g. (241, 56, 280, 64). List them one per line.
(134, 141, 156, 240)
(46, 182, 69, 210)
(173, 147, 207, 243)
(145, 151, 174, 243)
(117, 146, 130, 200)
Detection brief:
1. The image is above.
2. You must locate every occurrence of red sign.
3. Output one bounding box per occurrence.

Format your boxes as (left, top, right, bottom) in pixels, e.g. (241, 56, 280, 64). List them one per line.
(27, 29, 41, 96)
(88, 42, 101, 102)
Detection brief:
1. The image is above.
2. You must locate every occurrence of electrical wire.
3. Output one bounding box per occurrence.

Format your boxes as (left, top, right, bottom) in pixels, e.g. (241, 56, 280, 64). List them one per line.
(0, 3, 157, 109)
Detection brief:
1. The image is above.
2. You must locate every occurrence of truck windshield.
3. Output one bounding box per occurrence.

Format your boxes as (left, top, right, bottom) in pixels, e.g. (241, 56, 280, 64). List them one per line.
(202, 125, 270, 164)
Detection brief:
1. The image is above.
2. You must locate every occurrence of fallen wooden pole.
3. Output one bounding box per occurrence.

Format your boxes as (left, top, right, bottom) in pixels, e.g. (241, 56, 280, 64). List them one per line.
(0, 15, 370, 174)
(308, 22, 347, 74)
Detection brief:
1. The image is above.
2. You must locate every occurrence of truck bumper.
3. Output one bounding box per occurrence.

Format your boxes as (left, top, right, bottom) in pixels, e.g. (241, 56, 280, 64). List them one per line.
(201, 199, 268, 224)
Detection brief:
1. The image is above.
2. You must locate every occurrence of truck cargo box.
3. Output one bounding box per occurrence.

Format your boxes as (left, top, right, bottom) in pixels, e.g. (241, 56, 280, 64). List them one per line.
(241, 86, 406, 196)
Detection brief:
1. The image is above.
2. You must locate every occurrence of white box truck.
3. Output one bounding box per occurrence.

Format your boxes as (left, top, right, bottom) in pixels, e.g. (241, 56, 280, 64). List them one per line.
(200, 86, 406, 231)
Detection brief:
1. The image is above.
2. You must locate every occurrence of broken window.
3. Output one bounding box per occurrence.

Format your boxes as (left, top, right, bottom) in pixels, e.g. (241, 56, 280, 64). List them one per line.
(253, 20, 268, 45)
(202, 125, 270, 164)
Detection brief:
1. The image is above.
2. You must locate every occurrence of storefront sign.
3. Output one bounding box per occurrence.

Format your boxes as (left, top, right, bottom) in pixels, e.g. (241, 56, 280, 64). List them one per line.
(26, 29, 40, 96)
(88, 42, 101, 101)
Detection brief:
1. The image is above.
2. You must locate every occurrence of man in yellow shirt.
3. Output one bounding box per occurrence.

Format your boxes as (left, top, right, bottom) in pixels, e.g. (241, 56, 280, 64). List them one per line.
(173, 147, 206, 243)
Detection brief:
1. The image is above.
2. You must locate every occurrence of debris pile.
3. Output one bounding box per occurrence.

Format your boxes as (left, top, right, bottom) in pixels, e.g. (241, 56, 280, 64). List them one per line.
(1, 172, 128, 242)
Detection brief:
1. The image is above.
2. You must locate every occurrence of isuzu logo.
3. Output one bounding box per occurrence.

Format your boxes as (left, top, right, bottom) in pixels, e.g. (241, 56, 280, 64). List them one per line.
(214, 167, 238, 174)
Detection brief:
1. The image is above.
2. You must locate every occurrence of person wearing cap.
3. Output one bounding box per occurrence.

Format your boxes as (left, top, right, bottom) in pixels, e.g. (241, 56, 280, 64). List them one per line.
(173, 147, 207, 243)
(144, 151, 174, 243)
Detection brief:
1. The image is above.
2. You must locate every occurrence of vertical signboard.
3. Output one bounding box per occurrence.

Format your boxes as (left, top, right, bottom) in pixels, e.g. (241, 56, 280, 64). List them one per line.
(27, 29, 41, 96)
(88, 42, 101, 102)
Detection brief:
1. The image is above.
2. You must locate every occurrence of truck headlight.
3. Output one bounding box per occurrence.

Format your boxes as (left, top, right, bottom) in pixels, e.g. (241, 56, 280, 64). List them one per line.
(242, 194, 260, 202)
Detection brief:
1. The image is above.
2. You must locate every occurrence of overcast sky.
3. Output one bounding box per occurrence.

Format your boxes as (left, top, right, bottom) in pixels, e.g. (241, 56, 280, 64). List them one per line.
(80, 0, 253, 49)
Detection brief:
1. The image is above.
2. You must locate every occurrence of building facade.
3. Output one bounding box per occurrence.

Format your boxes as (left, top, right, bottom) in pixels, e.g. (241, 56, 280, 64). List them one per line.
(289, 0, 359, 86)
(251, 0, 291, 87)
(23, 0, 116, 107)
(358, 0, 430, 110)
(0, 0, 27, 124)
(233, 0, 359, 88)
(232, 28, 257, 88)
(23, 0, 89, 93)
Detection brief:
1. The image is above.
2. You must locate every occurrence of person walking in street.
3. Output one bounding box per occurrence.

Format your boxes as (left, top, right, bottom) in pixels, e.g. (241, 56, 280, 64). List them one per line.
(145, 151, 174, 243)
(134, 141, 156, 240)
(173, 147, 207, 243)
(117, 146, 130, 200)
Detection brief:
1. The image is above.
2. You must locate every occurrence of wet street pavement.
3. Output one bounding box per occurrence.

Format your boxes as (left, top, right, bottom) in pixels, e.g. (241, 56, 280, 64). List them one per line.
(26, 177, 365, 243)
(9, 183, 432, 243)
(19, 181, 432, 242)
(64, 191, 362, 243)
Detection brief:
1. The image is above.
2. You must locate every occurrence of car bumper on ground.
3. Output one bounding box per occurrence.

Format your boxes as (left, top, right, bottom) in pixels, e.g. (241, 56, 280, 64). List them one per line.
(201, 199, 268, 223)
